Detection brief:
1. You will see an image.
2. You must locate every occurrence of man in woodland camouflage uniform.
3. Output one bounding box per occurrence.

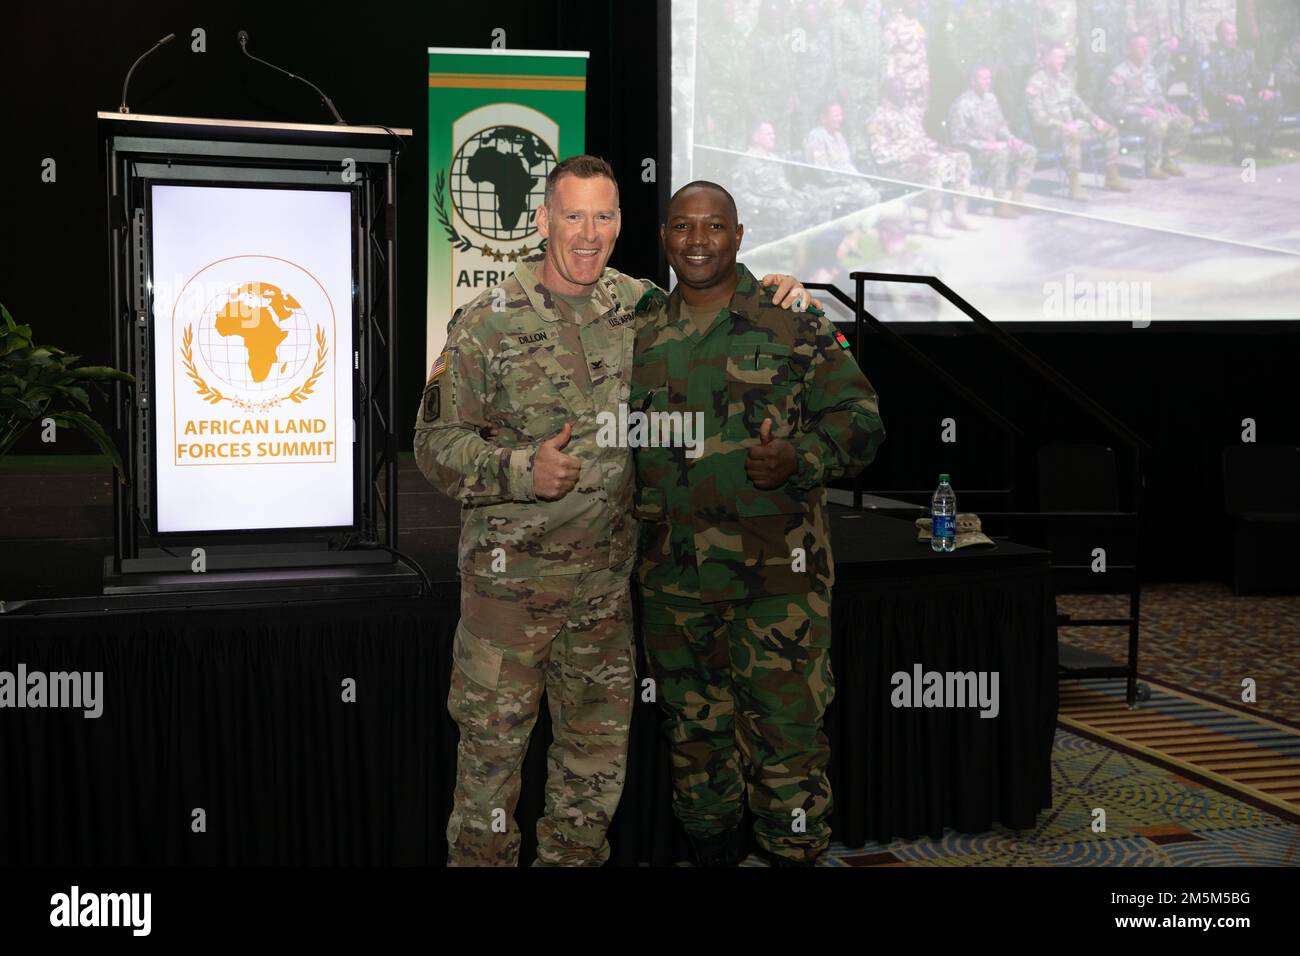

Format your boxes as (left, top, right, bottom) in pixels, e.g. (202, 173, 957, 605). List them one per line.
(631, 181, 885, 866)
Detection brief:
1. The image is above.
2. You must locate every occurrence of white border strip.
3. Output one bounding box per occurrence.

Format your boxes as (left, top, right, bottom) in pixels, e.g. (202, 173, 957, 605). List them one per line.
(426, 47, 590, 58)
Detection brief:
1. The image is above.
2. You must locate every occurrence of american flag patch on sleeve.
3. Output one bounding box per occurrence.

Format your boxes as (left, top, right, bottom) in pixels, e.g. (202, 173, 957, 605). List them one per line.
(428, 351, 447, 381)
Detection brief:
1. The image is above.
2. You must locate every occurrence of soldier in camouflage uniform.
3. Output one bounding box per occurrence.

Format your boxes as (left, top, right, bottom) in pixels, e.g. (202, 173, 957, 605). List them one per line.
(1202, 18, 1280, 159)
(883, 0, 931, 113)
(732, 120, 815, 245)
(1106, 32, 1194, 175)
(803, 101, 883, 212)
(867, 79, 978, 236)
(948, 66, 1040, 217)
(631, 182, 885, 866)
(831, 0, 885, 159)
(415, 155, 813, 867)
(415, 157, 649, 867)
(1125, 1, 1188, 94)
(1026, 43, 1131, 199)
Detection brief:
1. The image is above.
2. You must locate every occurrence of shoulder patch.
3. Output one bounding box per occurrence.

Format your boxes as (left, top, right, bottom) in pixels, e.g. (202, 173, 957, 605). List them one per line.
(634, 287, 669, 316)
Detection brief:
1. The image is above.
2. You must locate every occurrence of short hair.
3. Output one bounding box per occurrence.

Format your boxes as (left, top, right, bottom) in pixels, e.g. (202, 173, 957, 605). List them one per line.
(666, 180, 738, 223)
(544, 154, 619, 208)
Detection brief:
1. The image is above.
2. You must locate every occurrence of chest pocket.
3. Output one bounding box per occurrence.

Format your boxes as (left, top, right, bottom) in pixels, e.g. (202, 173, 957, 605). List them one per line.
(487, 336, 574, 441)
(725, 342, 805, 440)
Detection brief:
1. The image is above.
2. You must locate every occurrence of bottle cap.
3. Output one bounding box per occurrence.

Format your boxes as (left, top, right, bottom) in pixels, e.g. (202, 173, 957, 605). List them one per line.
(939, 473, 950, 482)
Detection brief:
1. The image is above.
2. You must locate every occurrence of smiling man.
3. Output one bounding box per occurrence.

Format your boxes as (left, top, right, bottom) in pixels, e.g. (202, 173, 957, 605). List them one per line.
(631, 181, 885, 866)
(413, 156, 811, 867)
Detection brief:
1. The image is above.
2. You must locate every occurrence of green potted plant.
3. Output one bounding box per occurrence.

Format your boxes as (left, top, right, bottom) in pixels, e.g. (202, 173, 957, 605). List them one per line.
(0, 302, 134, 476)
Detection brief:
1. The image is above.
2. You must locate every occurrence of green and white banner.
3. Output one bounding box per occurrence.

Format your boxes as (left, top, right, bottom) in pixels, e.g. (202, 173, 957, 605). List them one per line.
(425, 47, 589, 371)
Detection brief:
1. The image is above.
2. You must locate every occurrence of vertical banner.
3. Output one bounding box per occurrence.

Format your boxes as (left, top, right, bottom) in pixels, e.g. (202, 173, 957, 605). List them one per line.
(425, 47, 589, 371)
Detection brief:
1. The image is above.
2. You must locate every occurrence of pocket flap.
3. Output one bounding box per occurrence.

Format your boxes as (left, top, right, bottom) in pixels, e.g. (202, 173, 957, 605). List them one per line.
(633, 485, 667, 521)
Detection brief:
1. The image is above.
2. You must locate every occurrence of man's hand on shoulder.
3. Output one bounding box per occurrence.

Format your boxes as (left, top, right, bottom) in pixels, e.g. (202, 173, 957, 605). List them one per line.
(760, 273, 825, 314)
(746, 417, 797, 490)
(533, 422, 582, 500)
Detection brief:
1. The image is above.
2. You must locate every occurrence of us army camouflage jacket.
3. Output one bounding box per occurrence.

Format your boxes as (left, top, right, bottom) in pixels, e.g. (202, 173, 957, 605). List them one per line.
(414, 254, 652, 578)
(630, 264, 885, 603)
(948, 89, 1013, 150)
(1025, 68, 1098, 129)
(1107, 60, 1169, 117)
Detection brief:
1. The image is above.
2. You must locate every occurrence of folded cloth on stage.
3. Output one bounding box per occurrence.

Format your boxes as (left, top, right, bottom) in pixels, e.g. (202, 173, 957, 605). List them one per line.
(915, 512, 996, 548)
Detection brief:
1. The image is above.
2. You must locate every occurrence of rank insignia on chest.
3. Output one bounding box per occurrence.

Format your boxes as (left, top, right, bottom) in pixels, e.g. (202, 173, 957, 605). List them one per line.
(834, 329, 852, 350)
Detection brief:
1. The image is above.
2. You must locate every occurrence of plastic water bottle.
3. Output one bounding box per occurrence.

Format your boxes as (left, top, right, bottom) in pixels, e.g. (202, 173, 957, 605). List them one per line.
(931, 474, 956, 553)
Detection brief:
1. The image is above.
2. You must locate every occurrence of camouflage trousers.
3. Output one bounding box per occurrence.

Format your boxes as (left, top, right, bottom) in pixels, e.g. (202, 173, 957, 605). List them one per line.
(446, 559, 635, 866)
(1120, 111, 1193, 167)
(640, 589, 835, 864)
(1044, 123, 1120, 173)
(884, 151, 972, 210)
(968, 142, 1039, 193)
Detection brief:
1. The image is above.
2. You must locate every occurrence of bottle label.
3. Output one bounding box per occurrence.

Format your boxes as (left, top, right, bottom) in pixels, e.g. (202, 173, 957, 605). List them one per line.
(933, 514, 955, 539)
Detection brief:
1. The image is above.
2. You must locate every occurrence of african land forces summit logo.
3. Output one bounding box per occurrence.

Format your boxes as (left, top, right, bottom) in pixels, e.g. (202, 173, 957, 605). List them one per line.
(435, 106, 559, 271)
(175, 259, 331, 415)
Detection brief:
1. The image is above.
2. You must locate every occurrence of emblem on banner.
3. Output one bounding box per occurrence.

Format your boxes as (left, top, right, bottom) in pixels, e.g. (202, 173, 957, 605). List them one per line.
(434, 123, 557, 263)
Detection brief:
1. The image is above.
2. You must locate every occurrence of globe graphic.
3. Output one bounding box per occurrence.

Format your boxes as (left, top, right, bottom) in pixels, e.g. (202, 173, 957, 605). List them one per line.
(450, 125, 556, 241)
(196, 286, 314, 393)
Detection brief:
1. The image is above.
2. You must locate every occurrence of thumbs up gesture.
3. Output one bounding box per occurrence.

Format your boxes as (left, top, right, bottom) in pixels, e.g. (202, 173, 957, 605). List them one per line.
(746, 417, 798, 489)
(533, 422, 582, 500)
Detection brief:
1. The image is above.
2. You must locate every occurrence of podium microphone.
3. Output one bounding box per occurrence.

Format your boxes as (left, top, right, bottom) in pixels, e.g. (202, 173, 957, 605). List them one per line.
(238, 29, 347, 125)
(118, 33, 176, 114)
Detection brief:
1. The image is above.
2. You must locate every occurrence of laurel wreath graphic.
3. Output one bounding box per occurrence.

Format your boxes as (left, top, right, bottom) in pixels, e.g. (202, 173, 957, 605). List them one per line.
(287, 327, 328, 405)
(181, 323, 328, 413)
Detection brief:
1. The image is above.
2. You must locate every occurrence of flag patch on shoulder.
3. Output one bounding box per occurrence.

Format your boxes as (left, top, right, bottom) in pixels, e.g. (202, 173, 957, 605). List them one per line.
(428, 351, 448, 381)
(833, 330, 852, 350)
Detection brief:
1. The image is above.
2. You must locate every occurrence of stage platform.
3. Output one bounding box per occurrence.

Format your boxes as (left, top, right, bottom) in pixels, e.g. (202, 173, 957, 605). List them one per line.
(0, 457, 1057, 864)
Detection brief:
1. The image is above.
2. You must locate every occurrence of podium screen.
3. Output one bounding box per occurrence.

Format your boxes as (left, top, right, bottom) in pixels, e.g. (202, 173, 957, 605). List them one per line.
(149, 184, 355, 533)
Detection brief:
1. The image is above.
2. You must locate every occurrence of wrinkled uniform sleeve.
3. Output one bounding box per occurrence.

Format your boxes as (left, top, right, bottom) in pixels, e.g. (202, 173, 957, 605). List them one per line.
(787, 311, 886, 492)
(413, 314, 538, 504)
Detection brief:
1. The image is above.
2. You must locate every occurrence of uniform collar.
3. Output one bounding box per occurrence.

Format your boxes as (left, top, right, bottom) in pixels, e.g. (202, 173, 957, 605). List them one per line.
(666, 263, 762, 337)
(514, 253, 622, 324)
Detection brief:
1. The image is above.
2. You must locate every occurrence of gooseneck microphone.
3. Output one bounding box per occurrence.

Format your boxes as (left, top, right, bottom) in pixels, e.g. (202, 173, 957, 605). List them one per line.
(118, 33, 176, 114)
(238, 29, 347, 125)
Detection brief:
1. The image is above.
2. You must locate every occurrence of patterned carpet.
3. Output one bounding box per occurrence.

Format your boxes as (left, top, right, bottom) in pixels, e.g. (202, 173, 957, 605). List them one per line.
(760, 582, 1300, 867)
(746, 726, 1300, 867)
(1056, 583, 1300, 725)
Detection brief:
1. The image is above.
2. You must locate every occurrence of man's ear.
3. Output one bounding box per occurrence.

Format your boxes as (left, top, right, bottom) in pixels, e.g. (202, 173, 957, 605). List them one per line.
(735, 223, 744, 250)
(535, 203, 550, 239)
(659, 222, 666, 247)
(614, 208, 622, 239)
